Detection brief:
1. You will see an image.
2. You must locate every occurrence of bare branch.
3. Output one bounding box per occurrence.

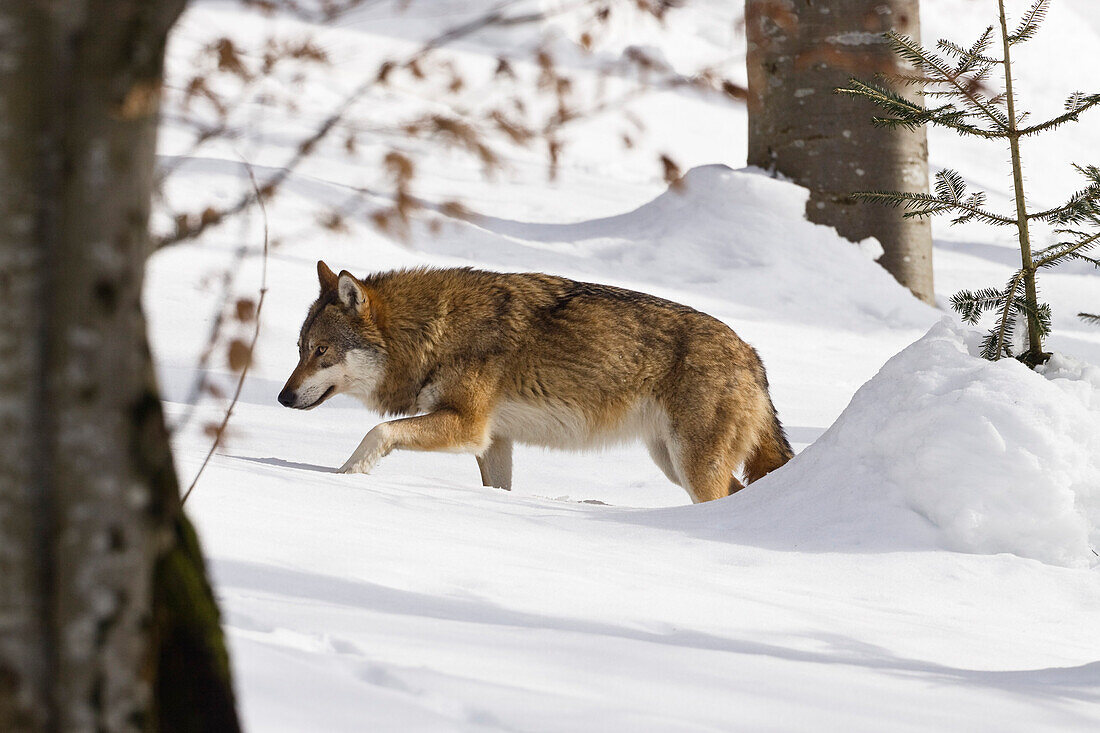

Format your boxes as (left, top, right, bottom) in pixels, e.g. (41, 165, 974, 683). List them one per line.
(182, 162, 270, 505)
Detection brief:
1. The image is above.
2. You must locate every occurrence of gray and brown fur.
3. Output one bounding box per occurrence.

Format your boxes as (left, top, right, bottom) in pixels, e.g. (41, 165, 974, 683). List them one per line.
(279, 262, 793, 503)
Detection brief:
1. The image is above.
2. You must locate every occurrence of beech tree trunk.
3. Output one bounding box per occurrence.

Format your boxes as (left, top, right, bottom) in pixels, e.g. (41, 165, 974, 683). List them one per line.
(0, 2, 240, 731)
(746, 0, 935, 304)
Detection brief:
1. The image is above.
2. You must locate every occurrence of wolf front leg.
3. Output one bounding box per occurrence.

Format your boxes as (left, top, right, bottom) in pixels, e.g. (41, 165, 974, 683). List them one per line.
(476, 437, 513, 490)
(339, 422, 394, 474)
(339, 405, 491, 475)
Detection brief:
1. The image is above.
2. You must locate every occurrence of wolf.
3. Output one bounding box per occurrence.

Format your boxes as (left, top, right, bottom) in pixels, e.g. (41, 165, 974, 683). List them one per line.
(278, 262, 793, 503)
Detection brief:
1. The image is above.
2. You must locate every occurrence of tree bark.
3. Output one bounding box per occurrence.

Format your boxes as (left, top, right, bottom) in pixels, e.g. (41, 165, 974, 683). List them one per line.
(0, 2, 240, 731)
(746, 0, 934, 304)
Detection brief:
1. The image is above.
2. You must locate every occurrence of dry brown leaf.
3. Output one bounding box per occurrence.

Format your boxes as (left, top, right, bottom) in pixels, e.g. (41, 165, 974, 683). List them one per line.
(235, 298, 257, 322)
(228, 339, 251, 372)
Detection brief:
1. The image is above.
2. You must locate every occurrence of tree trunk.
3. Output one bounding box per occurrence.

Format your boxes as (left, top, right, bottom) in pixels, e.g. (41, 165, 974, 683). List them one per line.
(746, 0, 935, 304)
(0, 2, 240, 731)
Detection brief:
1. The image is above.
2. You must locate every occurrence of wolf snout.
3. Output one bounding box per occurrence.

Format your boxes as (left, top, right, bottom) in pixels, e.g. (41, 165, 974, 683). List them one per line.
(277, 387, 297, 407)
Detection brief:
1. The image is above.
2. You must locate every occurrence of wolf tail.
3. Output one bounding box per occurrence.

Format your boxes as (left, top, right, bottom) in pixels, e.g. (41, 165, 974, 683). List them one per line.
(743, 395, 794, 485)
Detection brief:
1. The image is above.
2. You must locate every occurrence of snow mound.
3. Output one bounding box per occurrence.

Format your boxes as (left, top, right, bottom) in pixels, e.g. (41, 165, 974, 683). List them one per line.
(728, 320, 1100, 567)
(434, 165, 935, 330)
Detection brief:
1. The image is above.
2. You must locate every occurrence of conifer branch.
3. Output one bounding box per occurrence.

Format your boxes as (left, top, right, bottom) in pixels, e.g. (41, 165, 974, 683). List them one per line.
(1008, 0, 1050, 45)
(950, 270, 1036, 361)
(884, 72, 945, 88)
(1012, 296, 1052, 338)
(1034, 231, 1100, 268)
(934, 168, 967, 202)
(951, 287, 1005, 324)
(886, 31, 1010, 133)
(836, 79, 927, 124)
(1017, 93, 1100, 136)
(836, 78, 1002, 138)
(992, 270, 1028, 358)
(1067, 253, 1100, 269)
(937, 27, 1001, 71)
(1074, 162, 1100, 186)
(853, 188, 1016, 225)
(1028, 173, 1100, 224)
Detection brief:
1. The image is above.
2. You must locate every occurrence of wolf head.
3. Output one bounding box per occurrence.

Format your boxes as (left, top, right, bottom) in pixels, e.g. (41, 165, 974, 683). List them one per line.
(278, 261, 387, 410)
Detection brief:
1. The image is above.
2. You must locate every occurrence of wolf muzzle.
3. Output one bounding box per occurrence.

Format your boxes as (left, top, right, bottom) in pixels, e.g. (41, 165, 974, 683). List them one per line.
(277, 387, 297, 407)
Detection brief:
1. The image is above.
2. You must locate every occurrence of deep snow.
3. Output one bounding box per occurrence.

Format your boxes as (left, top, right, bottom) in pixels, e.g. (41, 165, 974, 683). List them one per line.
(152, 1, 1100, 730)
(718, 319, 1100, 568)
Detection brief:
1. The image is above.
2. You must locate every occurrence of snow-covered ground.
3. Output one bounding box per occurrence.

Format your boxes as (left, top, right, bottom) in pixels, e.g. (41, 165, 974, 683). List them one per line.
(152, 1, 1100, 730)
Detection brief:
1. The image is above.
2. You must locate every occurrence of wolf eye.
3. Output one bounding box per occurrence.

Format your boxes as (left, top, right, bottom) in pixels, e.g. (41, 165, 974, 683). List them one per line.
(314, 345, 327, 357)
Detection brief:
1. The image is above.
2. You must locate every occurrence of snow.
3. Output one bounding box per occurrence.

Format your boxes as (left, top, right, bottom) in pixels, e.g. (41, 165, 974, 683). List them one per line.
(723, 319, 1100, 568)
(152, 0, 1100, 730)
(411, 164, 934, 330)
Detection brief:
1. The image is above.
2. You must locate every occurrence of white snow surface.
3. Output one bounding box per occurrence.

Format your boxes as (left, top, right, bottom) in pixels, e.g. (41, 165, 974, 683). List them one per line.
(735, 319, 1100, 568)
(153, 1, 1100, 730)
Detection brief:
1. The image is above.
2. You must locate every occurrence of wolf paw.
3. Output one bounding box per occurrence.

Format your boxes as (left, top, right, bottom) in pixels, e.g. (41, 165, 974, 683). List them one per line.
(338, 458, 376, 474)
(338, 425, 391, 474)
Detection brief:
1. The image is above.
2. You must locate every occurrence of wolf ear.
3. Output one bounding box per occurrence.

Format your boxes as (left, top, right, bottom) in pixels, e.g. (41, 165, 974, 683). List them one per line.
(337, 271, 378, 321)
(317, 260, 338, 294)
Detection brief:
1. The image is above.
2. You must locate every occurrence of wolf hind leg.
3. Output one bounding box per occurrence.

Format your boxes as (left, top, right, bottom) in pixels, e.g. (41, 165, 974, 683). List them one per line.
(664, 413, 744, 503)
(477, 437, 513, 490)
(645, 437, 681, 487)
(678, 441, 740, 503)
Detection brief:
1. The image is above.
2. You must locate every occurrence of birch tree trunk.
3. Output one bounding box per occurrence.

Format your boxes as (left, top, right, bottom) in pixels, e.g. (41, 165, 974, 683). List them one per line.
(746, 0, 934, 304)
(0, 2, 239, 730)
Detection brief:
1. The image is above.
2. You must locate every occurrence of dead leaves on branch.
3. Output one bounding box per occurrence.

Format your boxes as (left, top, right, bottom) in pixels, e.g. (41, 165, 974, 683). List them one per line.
(226, 339, 252, 372)
(242, 0, 375, 23)
(213, 38, 252, 80)
(404, 115, 500, 174)
(370, 151, 421, 239)
(160, 0, 744, 247)
(182, 76, 226, 115)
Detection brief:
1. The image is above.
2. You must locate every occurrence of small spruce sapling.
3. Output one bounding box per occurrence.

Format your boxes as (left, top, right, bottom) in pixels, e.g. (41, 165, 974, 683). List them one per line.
(836, 0, 1100, 367)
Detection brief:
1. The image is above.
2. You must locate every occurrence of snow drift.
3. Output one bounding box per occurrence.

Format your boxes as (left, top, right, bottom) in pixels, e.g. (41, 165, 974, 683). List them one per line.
(712, 320, 1100, 568)
(426, 165, 935, 330)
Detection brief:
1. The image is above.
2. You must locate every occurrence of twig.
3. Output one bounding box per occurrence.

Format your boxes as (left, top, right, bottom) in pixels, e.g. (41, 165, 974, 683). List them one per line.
(1034, 231, 1100, 268)
(167, 234, 251, 434)
(156, 2, 524, 249)
(182, 162, 270, 505)
(155, 0, 615, 250)
(992, 269, 1026, 358)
